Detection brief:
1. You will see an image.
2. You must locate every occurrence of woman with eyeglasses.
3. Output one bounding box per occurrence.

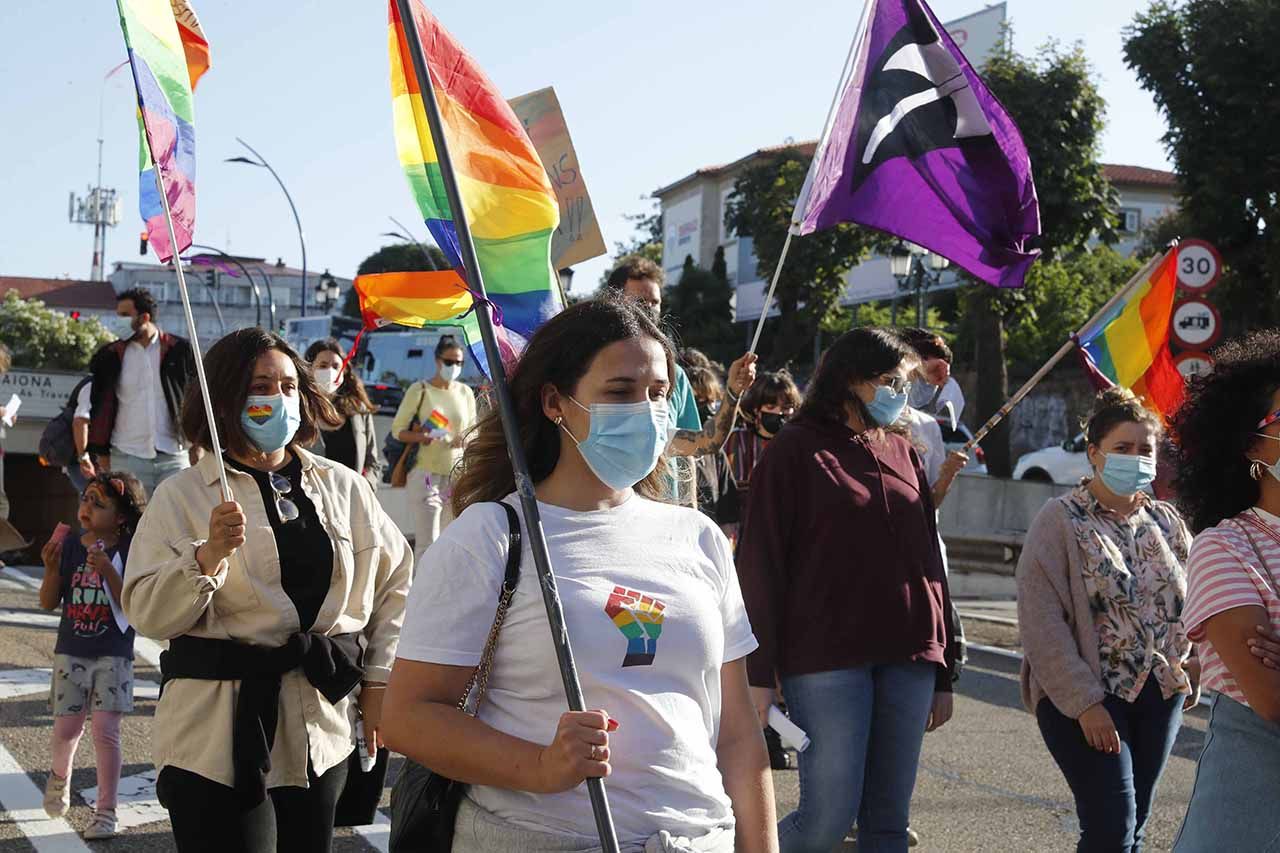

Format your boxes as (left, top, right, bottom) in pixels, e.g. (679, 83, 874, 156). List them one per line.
(1166, 330, 1280, 852)
(1017, 387, 1197, 853)
(121, 328, 414, 852)
(391, 333, 477, 562)
(735, 328, 957, 853)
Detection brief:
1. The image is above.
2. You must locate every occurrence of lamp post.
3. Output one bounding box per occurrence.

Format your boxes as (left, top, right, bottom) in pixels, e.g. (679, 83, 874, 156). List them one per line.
(315, 268, 340, 314)
(189, 243, 274, 329)
(383, 216, 439, 269)
(890, 243, 950, 327)
(226, 137, 307, 316)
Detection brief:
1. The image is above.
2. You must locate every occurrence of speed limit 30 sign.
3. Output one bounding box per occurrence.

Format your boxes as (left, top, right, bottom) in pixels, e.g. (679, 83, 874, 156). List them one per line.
(1176, 239, 1223, 292)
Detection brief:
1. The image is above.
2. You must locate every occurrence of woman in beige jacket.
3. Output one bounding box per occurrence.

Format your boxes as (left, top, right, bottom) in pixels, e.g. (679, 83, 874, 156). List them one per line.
(1017, 388, 1199, 853)
(122, 328, 413, 853)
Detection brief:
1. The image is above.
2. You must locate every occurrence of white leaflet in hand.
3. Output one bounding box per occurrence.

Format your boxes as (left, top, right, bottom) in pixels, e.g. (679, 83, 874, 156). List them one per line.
(2, 394, 19, 427)
(100, 551, 131, 635)
(428, 428, 450, 441)
(768, 705, 811, 752)
(942, 400, 958, 433)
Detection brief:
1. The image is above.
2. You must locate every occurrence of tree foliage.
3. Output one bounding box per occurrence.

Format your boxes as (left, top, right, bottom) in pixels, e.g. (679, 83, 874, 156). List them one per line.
(665, 249, 740, 366)
(342, 243, 449, 318)
(957, 38, 1117, 475)
(1124, 0, 1280, 329)
(599, 200, 663, 290)
(724, 151, 886, 366)
(0, 290, 116, 371)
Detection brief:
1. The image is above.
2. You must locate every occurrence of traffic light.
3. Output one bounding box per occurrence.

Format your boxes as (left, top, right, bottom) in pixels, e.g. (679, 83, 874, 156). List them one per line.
(139, 231, 149, 255)
(69, 311, 81, 321)
(205, 269, 217, 290)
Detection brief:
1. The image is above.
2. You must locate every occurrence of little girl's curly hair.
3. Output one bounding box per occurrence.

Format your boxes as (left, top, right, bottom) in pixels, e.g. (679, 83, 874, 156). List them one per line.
(83, 471, 148, 535)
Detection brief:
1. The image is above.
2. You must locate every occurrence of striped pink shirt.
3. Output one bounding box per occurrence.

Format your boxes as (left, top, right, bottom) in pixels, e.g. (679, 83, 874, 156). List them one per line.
(1182, 509, 1280, 706)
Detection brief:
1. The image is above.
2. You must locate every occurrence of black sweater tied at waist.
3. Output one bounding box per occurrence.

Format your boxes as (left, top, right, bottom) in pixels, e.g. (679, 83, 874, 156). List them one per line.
(160, 632, 364, 805)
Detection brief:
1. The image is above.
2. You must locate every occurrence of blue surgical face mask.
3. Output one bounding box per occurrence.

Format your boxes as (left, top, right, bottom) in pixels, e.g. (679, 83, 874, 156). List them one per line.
(561, 396, 672, 490)
(241, 393, 301, 453)
(1099, 452, 1157, 496)
(865, 384, 909, 426)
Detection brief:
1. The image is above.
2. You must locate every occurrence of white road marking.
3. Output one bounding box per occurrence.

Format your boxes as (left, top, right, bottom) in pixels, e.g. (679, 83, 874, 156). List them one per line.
(0, 668, 55, 701)
(0, 610, 60, 629)
(0, 741, 92, 852)
(79, 769, 166, 830)
(1, 566, 42, 591)
(351, 809, 391, 852)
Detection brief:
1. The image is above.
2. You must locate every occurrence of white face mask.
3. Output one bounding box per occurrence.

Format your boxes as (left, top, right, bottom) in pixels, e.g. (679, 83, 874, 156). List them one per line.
(313, 366, 342, 395)
(440, 362, 462, 382)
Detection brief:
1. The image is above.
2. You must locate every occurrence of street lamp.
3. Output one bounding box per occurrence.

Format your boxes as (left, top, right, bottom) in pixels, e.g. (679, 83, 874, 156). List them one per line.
(226, 137, 308, 316)
(557, 266, 575, 294)
(890, 243, 951, 327)
(315, 269, 341, 314)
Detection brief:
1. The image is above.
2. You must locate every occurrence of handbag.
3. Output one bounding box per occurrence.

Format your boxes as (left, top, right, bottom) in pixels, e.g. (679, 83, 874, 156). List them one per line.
(389, 383, 428, 488)
(388, 502, 522, 852)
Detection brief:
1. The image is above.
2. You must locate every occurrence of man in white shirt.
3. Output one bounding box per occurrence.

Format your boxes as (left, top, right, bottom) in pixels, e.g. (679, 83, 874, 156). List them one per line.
(87, 289, 197, 494)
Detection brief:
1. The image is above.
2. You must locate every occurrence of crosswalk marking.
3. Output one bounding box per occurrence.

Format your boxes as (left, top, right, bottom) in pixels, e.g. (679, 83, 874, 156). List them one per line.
(0, 741, 92, 852)
(79, 769, 166, 831)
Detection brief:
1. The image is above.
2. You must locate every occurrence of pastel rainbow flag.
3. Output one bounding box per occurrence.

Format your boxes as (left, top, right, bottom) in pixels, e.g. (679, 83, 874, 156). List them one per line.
(1077, 250, 1184, 419)
(171, 0, 211, 89)
(386, 0, 562, 369)
(426, 409, 450, 431)
(116, 0, 205, 263)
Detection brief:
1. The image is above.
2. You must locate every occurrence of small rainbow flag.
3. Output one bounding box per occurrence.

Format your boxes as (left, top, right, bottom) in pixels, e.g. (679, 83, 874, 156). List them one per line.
(386, 0, 562, 368)
(116, 0, 206, 263)
(426, 409, 450, 431)
(1077, 250, 1184, 419)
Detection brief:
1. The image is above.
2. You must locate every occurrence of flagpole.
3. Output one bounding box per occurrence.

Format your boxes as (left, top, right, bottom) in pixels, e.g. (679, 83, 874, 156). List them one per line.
(150, 169, 231, 501)
(123, 37, 232, 502)
(962, 249, 1170, 452)
(745, 0, 873, 359)
(393, 3, 621, 850)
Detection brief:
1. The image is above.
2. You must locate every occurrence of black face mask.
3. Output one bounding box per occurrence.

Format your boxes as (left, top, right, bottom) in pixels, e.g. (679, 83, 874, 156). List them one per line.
(696, 399, 722, 423)
(758, 412, 788, 437)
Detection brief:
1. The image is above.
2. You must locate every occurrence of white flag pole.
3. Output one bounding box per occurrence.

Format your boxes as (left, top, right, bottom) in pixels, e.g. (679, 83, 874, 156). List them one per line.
(151, 168, 231, 502)
(744, 0, 874, 359)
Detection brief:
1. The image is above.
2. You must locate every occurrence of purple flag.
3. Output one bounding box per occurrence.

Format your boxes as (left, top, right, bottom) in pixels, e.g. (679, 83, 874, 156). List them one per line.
(795, 0, 1040, 288)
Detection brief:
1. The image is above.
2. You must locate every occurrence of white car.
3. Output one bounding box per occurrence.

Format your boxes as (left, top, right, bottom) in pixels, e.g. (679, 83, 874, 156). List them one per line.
(1013, 433, 1090, 485)
(937, 418, 988, 475)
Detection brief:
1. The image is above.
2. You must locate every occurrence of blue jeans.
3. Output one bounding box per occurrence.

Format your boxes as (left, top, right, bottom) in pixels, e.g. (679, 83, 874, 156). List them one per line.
(1037, 678, 1184, 853)
(1173, 693, 1280, 852)
(778, 662, 936, 853)
(112, 448, 188, 495)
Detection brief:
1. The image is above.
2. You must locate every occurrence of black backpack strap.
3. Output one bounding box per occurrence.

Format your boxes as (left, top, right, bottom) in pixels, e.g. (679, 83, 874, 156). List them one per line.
(496, 502, 522, 597)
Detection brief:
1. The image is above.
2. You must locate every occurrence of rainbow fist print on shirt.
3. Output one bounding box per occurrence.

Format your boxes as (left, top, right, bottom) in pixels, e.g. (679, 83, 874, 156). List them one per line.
(605, 585, 667, 667)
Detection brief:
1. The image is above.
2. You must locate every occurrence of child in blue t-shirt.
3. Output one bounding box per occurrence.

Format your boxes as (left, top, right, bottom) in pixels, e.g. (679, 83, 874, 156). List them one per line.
(38, 472, 147, 841)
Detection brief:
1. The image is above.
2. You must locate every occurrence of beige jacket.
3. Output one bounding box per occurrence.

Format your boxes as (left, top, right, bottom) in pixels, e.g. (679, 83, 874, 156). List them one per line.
(122, 448, 413, 789)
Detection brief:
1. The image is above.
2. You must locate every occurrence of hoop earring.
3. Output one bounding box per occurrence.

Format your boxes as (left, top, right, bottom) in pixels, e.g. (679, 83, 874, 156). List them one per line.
(1250, 459, 1267, 481)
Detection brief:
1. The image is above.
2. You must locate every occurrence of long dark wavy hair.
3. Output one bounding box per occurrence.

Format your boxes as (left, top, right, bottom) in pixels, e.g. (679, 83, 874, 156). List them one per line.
(450, 295, 676, 516)
(797, 327, 916, 429)
(304, 338, 375, 418)
(1170, 329, 1280, 533)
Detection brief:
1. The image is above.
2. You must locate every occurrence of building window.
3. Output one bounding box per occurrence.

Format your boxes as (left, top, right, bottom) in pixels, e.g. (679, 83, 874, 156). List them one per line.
(1119, 208, 1141, 234)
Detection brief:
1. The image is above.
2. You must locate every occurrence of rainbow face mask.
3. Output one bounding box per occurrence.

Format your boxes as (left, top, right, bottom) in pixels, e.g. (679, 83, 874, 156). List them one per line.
(241, 394, 301, 453)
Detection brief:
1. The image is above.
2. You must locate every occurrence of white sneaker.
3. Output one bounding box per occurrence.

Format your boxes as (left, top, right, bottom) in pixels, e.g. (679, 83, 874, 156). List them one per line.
(83, 809, 118, 840)
(43, 773, 70, 818)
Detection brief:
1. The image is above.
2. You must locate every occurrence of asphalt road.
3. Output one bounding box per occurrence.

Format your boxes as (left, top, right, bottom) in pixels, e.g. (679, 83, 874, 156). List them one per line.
(0, 565, 1203, 852)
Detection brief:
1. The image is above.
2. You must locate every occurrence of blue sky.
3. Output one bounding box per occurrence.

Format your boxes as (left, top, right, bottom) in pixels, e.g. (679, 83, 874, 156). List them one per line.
(0, 1, 1170, 293)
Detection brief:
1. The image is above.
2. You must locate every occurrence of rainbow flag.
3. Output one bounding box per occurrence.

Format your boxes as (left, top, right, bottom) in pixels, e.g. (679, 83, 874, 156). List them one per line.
(426, 409, 450, 431)
(1077, 250, 1184, 418)
(387, 0, 562, 367)
(171, 0, 211, 89)
(116, 0, 204, 263)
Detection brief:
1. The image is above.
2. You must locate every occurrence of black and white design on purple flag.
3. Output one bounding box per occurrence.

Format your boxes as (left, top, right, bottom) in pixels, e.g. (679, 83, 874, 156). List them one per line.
(854, 4, 994, 183)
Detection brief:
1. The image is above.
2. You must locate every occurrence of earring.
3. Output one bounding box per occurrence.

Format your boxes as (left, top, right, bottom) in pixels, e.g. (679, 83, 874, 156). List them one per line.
(555, 415, 563, 426)
(1251, 459, 1267, 481)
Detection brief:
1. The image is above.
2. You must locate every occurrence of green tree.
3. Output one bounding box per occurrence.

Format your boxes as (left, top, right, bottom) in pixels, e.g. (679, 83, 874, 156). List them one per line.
(341, 242, 449, 318)
(724, 150, 886, 366)
(0, 290, 115, 371)
(1124, 0, 1280, 329)
(959, 39, 1118, 476)
(665, 248, 739, 365)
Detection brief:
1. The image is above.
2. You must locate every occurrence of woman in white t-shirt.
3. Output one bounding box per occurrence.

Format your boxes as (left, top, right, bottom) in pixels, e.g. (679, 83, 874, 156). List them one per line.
(382, 296, 777, 853)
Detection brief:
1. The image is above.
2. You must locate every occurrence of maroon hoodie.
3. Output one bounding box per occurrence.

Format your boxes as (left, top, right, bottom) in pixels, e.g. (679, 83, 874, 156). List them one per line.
(736, 413, 955, 691)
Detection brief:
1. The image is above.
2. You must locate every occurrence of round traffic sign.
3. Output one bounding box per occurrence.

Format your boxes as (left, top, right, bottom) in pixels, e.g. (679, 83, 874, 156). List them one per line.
(1174, 351, 1215, 380)
(1171, 298, 1222, 350)
(1176, 239, 1223, 292)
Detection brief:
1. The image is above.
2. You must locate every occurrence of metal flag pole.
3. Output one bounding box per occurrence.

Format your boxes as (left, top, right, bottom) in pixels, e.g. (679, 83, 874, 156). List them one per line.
(150, 168, 232, 501)
(393, 2, 621, 849)
(962, 248, 1171, 452)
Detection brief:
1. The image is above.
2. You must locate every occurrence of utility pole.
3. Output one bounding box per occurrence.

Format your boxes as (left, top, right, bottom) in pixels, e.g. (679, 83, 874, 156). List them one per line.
(69, 136, 121, 281)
